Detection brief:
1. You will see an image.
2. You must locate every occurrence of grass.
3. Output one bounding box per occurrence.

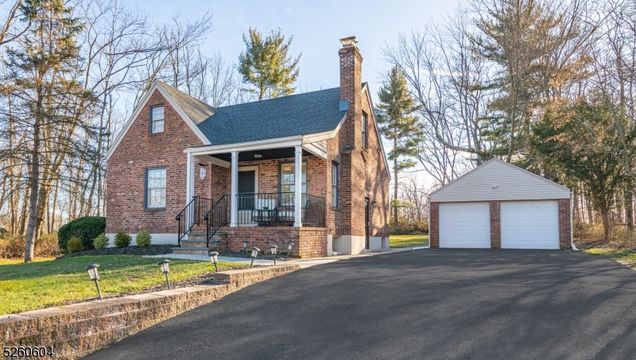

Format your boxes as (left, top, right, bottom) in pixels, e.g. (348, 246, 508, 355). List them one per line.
(389, 234, 429, 248)
(0, 255, 246, 315)
(584, 248, 636, 267)
(0, 257, 55, 265)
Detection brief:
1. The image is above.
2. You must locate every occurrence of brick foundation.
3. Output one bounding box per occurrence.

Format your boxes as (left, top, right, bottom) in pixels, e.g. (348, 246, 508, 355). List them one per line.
(224, 227, 328, 258)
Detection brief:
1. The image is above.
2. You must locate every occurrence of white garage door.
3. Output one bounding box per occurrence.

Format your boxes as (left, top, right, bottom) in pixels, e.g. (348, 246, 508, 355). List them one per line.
(501, 201, 559, 249)
(439, 202, 490, 248)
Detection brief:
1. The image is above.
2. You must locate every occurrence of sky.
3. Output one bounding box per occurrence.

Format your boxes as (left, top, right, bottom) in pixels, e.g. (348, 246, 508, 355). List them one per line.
(120, 0, 462, 101)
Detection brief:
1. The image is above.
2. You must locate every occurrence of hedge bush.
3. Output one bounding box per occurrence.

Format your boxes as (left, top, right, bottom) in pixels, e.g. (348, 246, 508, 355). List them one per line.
(135, 230, 152, 247)
(93, 233, 109, 249)
(115, 231, 131, 248)
(58, 216, 105, 251)
(66, 236, 84, 253)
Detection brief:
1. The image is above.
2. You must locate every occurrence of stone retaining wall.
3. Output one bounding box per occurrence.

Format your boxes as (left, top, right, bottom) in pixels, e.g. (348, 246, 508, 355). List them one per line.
(0, 264, 299, 359)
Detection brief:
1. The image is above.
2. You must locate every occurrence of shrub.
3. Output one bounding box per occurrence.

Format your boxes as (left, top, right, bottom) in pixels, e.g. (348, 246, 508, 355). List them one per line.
(0, 235, 24, 258)
(114, 231, 131, 248)
(389, 221, 429, 235)
(66, 236, 83, 253)
(35, 233, 60, 257)
(135, 230, 152, 247)
(93, 233, 109, 249)
(58, 216, 105, 251)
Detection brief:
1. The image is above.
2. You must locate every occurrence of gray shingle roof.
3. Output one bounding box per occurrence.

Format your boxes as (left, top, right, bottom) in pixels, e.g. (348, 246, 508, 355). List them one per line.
(197, 87, 346, 145)
(158, 81, 215, 124)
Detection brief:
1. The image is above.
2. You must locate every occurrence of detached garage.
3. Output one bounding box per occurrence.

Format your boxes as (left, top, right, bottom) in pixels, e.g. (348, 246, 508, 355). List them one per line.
(429, 159, 571, 250)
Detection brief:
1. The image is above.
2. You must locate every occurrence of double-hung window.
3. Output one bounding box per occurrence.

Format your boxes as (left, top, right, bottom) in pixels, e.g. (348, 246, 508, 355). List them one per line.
(280, 162, 307, 206)
(146, 168, 166, 208)
(362, 111, 368, 149)
(151, 105, 164, 133)
(331, 162, 339, 208)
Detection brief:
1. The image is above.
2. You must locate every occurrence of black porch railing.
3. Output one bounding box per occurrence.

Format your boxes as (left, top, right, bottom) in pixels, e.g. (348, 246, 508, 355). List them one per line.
(175, 196, 212, 246)
(205, 194, 229, 247)
(236, 192, 325, 227)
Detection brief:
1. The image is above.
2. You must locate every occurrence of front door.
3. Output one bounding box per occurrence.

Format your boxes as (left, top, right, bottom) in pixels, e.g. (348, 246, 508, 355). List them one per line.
(238, 170, 256, 211)
(365, 197, 370, 249)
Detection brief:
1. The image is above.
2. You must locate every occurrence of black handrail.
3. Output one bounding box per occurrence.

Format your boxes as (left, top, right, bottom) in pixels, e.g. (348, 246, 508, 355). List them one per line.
(175, 195, 213, 247)
(205, 194, 229, 248)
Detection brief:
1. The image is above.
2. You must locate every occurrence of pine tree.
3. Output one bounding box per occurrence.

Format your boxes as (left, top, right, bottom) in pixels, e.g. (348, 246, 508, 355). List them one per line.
(376, 66, 421, 227)
(238, 28, 300, 100)
(2, 0, 93, 262)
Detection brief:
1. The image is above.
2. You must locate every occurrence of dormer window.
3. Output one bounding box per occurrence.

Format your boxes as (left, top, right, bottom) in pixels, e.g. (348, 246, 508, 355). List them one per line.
(151, 105, 164, 133)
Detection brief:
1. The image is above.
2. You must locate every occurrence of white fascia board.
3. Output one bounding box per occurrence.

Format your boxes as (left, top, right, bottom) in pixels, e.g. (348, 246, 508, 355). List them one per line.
(362, 84, 392, 181)
(303, 142, 328, 159)
(186, 136, 303, 155)
(105, 81, 211, 162)
(198, 154, 231, 168)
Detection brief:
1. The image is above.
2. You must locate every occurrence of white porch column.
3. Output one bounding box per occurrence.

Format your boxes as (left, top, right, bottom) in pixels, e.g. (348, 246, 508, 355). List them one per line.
(294, 145, 303, 227)
(230, 151, 239, 227)
(186, 151, 194, 204)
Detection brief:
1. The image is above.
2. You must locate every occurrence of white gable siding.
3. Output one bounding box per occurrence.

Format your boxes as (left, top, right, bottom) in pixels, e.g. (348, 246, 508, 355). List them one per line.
(430, 159, 570, 202)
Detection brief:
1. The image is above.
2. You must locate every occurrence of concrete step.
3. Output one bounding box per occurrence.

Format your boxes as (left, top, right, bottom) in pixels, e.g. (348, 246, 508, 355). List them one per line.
(180, 239, 208, 248)
(172, 246, 210, 256)
(188, 231, 227, 241)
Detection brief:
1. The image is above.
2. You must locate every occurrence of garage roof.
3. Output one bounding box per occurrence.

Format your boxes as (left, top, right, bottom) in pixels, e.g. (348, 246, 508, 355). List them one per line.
(429, 159, 570, 202)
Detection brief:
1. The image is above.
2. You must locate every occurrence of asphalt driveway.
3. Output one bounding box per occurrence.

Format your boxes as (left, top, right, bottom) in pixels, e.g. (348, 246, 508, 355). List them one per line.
(85, 250, 636, 360)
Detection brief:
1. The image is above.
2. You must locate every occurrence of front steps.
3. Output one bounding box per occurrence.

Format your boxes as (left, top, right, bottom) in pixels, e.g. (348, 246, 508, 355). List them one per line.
(172, 231, 227, 256)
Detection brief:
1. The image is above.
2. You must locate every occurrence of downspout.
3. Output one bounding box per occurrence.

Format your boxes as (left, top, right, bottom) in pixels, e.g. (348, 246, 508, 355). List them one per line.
(412, 197, 431, 250)
(570, 191, 579, 251)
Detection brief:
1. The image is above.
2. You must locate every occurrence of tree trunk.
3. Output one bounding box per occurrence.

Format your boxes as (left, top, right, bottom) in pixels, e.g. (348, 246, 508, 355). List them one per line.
(601, 208, 611, 242)
(24, 116, 41, 263)
(625, 190, 633, 230)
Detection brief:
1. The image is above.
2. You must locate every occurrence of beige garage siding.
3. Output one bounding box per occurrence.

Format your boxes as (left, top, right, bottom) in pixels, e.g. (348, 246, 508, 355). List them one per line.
(430, 159, 570, 202)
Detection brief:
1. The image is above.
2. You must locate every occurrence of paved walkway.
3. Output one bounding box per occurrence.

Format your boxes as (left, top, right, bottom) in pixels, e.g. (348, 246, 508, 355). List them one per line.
(88, 249, 636, 359)
(145, 248, 410, 268)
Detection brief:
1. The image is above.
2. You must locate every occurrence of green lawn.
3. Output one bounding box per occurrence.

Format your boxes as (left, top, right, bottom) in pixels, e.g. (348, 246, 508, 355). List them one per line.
(0, 255, 245, 315)
(584, 248, 636, 267)
(389, 234, 429, 248)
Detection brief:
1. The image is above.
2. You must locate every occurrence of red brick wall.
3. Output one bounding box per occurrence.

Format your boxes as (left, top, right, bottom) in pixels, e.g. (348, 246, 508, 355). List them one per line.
(238, 155, 326, 196)
(106, 89, 205, 234)
(224, 226, 327, 258)
(429, 202, 439, 248)
(558, 199, 571, 249)
(335, 42, 390, 240)
(490, 201, 501, 249)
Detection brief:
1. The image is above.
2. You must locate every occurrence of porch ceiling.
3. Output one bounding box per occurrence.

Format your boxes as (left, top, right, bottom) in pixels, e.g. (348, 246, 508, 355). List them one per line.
(209, 148, 314, 162)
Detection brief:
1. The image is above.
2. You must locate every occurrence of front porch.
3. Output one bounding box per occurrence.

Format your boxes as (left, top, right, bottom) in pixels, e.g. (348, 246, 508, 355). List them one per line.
(175, 136, 332, 257)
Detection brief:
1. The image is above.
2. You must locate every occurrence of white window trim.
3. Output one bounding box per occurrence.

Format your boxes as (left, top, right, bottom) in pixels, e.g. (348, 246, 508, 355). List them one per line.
(146, 168, 167, 209)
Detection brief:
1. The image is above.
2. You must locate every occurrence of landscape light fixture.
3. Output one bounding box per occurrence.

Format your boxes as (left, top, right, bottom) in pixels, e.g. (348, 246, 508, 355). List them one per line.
(250, 247, 260, 268)
(158, 260, 171, 289)
(209, 251, 219, 272)
(85, 264, 103, 300)
(270, 245, 278, 266)
(286, 242, 295, 261)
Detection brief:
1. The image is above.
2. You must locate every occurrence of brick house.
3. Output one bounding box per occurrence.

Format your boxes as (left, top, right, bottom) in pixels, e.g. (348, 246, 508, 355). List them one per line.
(105, 36, 391, 258)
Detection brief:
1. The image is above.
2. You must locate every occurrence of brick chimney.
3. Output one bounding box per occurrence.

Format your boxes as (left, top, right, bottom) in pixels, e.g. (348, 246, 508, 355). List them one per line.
(338, 36, 362, 151)
(337, 36, 366, 238)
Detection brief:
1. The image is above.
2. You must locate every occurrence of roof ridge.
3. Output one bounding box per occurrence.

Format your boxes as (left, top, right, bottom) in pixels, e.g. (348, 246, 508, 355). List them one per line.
(215, 87, 340, 110)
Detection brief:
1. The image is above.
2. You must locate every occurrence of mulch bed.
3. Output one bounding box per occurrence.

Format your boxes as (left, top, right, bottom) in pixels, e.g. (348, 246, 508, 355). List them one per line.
(65, 245, 175, 257)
